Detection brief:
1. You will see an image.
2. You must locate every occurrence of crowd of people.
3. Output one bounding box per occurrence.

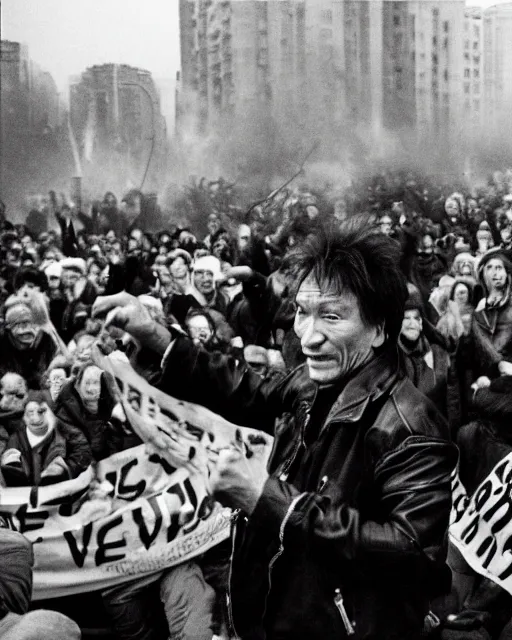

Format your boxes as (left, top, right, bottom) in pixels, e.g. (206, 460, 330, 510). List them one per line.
(1, 167, 512, 639)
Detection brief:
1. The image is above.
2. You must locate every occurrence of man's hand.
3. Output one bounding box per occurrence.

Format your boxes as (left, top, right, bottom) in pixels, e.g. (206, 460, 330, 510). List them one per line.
(92, 292, 172, 355)
(211, 447, 269, 515)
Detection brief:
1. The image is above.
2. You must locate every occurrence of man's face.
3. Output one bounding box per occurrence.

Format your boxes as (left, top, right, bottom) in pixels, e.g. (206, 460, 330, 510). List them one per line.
(170, 256, 188, 279)
(79, 366, 102, 403)
(193, 269, 215, 295)
(445, 198, 460, 220)
(47, 274, 60, 291)
(453, 283, 470, 306)
(106, 230, 117, 243)
(8, 313, 38, 350)
(49, 368, 67, 399)
(294, 274, 382, 385)
(186, 315, 213, 345)
(0, 376, 27, 412)
(237, 225, 251, 251)
(484, 258, 507, 292)
(401, 309, 423, 342)
(24, 401, 49, 436)
(61, 269, 80, 289)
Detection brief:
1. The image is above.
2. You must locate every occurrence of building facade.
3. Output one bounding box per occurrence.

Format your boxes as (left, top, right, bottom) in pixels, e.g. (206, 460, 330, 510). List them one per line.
(178, 0, 470, 148)
(0, 40, 67, 211)
(483, 2, 512, 134)
(69, 64, 168, 194)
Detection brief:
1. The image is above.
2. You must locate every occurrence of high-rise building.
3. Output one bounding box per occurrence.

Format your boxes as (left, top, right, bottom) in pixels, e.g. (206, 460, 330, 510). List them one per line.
(177, 0, 466, 145)
(463, 7, 484, 130)
(483, 2, 512, 133)
(1, 41, 66, 208)
(69, 64, 168, 192)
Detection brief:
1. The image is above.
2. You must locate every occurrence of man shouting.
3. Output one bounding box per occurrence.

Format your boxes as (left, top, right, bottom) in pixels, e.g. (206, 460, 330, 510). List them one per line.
(93, 217, 457, 640)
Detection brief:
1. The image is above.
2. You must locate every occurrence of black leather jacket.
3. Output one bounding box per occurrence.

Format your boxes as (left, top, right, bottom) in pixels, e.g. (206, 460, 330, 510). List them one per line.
(160, 339, 458, 640)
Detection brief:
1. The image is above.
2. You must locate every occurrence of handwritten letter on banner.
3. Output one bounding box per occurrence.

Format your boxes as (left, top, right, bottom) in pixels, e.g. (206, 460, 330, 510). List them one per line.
(450, 452, 512, 595)
(0, 351, 273, 599)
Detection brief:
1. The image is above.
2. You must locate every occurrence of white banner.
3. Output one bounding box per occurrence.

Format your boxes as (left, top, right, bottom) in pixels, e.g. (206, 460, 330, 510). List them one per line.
(450, 453, 512, 594)
(0, 350, 273, 599)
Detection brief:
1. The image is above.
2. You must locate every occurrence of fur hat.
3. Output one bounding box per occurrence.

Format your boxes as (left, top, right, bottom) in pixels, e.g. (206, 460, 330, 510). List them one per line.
(60, 257, 86, 276)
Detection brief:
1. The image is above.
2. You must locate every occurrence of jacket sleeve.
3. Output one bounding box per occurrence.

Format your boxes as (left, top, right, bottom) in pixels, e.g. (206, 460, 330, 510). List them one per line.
(471, 314, 502, 374)
(55, 420, 93, 477)
(0, 529, 33, 617)
(159, 336, 293, 432)
(251, 436, 458, 585)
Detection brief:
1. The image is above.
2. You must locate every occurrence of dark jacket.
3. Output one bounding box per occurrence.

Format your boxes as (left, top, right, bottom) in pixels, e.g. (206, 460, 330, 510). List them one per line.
(160, 338, 458, 640)
(0, 415, 91, 486)
(0, 530, 33, 621)
(54, 377, 116, 461)
(471, 291, 512, 376)
(2, 425, 66, 486)
(398, 334, 455, 421)
(0, 331, 58, 390)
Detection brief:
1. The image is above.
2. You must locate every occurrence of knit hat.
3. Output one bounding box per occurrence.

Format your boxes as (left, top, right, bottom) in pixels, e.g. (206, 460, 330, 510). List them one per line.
(60, 257, 86, 276)
(404, 283, 423, 313)
(192, 255, 223, 281)
(4, 301, 34, 327)
(44, 262, 62, 279)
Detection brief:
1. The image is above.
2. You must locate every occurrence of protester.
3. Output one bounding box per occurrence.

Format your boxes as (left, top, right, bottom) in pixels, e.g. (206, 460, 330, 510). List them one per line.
(94, 217, 458, 640)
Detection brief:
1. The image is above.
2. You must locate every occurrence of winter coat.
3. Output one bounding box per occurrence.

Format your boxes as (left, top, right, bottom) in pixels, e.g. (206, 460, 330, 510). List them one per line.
(160, 338, 457, 640)
(0, 414, 91, 486)
(398, 334, 457, 423)
(54, 377, 116, 461)
(0, 331, 58, 390)
(471, 292, 512, 377)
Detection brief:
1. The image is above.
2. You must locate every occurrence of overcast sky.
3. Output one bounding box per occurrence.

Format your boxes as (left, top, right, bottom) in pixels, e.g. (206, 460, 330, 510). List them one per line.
(2, 0, 180, 97)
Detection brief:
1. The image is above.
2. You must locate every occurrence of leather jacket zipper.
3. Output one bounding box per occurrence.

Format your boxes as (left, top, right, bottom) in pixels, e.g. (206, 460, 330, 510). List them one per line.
(227, 510, 242, 639)
(334, 588, 356, 636)
(261, 493, 308, 624)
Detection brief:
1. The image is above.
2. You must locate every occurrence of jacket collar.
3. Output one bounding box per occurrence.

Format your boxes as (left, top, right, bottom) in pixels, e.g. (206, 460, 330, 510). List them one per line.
(322, 345, 401, 427)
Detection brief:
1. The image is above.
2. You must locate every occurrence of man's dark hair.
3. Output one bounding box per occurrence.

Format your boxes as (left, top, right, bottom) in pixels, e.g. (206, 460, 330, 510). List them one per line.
(284, 216, 408, 344)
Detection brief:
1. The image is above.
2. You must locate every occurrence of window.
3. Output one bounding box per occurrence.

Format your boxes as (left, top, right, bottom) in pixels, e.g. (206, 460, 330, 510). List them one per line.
(464, 83, 470, 94)
(464, 68, 470, 78)
(320, 28, 332, 41)
(433, 36, 437, 46)
(444, 69, 449, 81)
(465, 41, 470, 50)
(394, 15, 400, 26)
(473, 41, 478, 50)
(474, 84, 480, 94)
(474, 99, 480, 111)
(474, 68, 480, 78)
(321, 9, 332, 24)
(443, 20, 449, 33)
